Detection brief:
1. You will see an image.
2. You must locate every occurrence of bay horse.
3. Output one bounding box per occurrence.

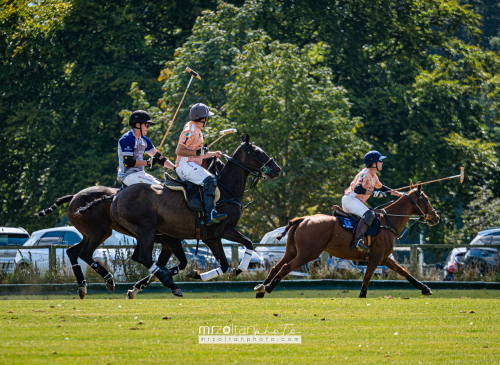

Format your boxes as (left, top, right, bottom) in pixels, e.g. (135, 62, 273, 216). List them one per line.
(254, 185, 439, 298)
(36, 159, 226, 299)
(106, 134, 280, 291)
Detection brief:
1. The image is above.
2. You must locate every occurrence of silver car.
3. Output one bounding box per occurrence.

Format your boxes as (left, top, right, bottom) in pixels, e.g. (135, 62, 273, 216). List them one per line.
(0, 227, 30, 273)
(470, 228, 500, 245)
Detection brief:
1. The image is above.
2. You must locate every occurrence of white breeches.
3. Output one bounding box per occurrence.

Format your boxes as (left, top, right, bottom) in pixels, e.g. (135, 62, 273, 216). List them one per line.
(176, 162, 213, 185)
(341, 195, 369, 218)
(122, 171, 161, 186)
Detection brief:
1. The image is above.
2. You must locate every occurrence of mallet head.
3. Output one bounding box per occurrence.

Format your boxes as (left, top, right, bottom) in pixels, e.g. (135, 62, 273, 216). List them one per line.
(460, 167, 465, 183)
(219, 128, 237, 136)
(185, 67, 201, 80)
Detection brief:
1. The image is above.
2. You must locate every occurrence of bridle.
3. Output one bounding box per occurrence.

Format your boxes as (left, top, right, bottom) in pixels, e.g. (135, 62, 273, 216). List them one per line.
(378, 189, 438, 242)
(208, 143, 280, 210)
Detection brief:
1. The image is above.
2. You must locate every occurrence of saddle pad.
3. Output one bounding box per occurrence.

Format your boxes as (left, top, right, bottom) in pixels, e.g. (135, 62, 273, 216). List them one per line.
(164, 184, 220, 205)
(338, 216, 381, 237)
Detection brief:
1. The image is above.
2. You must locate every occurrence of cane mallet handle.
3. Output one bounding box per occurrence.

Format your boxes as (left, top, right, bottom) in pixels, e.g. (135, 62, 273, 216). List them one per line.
(208, 128, 237, 149)
(392, 167, 465, 192)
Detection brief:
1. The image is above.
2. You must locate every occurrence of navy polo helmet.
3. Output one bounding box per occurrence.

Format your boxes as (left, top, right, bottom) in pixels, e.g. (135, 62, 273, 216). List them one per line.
(363, 150, 386, 167)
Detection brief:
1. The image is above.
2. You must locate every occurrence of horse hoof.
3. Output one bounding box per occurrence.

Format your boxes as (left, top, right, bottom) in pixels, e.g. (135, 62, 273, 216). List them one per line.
(256, 292, 265, 299)
(106, 282, 115, 294)
(254, 284, 266, 293)
(78, 286, 87, 300)
(422, 288, 433, 296)
(229, 268, 242, 279)
(127, 289, 139, 300)
(186, 270, 201, 280)
(172, 289, 183, 297)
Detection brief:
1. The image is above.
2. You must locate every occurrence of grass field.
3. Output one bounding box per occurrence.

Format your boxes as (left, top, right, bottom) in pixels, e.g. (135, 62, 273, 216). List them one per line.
(1, 290, 499, 364)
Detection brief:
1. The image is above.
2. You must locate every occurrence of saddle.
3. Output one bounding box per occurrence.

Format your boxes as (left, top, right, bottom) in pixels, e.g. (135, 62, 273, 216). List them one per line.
(331, 205, 381, 237)
(162, 172, 220, 212)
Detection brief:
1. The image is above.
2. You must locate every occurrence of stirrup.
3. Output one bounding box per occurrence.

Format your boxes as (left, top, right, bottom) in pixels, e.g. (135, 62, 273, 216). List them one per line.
(206, 210, 227, 226)
(351, 239, 369, 251)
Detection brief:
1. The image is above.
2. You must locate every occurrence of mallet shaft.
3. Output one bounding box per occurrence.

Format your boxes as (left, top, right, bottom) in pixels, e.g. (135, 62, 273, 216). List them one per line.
(392, 167, 465, 192)
(208, 129, 237, 148)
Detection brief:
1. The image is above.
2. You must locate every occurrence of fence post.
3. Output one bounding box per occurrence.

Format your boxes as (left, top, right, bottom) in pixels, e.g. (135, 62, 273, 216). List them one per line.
(410, 245, 418, 274)
(49, 246, 56, 272)
(321, 252, 329, 269)
(497, 247, 500, 275)
(231, 244, 239, 269)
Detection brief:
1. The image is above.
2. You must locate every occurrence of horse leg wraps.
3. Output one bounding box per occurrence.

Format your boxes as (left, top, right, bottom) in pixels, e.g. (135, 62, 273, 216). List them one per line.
(200, 267, 223, 281)
(359, 286, 368, 298)
(406, 275, 432, 294)
(238, 249, 253, 271)
(149, 263, 178, 290)
(265, 275, 281, 293)
(72, 264, 87, 287)
(90, 262, 113, 283)
(134, 275, 153, 291)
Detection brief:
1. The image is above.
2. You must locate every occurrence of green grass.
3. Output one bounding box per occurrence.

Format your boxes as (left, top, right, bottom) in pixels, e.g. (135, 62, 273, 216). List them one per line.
(1, 290, 499, 364)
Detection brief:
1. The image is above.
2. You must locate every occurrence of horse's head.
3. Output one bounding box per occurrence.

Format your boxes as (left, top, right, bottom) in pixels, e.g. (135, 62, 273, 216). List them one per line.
(231, 134, 281, 179)
(407, 184, 440, 226)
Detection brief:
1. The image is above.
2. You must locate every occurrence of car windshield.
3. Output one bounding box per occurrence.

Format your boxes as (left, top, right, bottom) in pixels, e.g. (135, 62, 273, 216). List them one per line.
(261, 230, 286, 244)
(0, 233, 29, 246)
(21, 232, 44, 247)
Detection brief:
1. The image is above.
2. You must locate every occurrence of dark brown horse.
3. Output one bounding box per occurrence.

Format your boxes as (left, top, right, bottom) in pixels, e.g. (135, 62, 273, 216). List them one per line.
(254, 185, 439, 298)
(108, 135, 280, 290)
(36, 159, 225, 299)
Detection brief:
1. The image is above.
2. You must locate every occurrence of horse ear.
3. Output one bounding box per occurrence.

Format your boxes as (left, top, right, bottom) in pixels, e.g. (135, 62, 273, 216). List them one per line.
(241, 135, 245, 143)
(417, 181, 422, 192)
(245, 134, 250, 146)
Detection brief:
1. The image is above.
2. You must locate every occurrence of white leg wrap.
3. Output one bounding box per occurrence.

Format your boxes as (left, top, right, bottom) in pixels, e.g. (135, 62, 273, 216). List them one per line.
(149, 263, 159, 274)
(200, 267, 223, 281)
(238, 249, 253, 271)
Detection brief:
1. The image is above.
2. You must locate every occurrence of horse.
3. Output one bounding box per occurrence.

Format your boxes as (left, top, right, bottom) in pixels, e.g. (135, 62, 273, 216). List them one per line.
(254, 184, 440, 298)
(105, 134, 281, 291)
(36, 158, 226, 299)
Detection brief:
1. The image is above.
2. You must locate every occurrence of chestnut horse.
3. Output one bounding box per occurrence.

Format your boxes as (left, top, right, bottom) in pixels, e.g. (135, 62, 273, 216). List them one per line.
(254, 185, 440, 298)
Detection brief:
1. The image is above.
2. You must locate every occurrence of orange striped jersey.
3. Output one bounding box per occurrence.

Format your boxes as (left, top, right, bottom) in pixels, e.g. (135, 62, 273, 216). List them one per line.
(175, 121, 204, 167)
(344, 168, 382, 204)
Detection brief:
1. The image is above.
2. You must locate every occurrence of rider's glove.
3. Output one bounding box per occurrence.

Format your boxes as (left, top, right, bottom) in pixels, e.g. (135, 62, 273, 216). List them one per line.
(373, 190, 387, 198)
(196, 147, 209, 156)
(153, 152, 166, 167)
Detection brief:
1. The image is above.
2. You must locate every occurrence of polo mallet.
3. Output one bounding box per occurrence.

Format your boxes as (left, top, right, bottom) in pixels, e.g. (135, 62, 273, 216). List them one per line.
(208, 129, 238, 149)
(392, 167, 465, 192)
(151, 67, 201, 168)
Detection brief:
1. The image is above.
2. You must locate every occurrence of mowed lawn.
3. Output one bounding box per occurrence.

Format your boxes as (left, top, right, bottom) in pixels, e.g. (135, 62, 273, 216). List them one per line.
(0, 290, 499, 364)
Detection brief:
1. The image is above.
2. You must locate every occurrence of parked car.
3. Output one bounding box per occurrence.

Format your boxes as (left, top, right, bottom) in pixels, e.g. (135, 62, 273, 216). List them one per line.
(470, 228, 500, 245)
(0, 227, 30, 273)
(15, 226, 108, 272)
(463, 247, 498, 274)
(441, 247, 468, 281)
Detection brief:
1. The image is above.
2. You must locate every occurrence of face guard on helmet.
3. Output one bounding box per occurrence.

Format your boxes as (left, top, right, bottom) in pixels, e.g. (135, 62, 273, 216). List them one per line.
(189, 103, 214, 126)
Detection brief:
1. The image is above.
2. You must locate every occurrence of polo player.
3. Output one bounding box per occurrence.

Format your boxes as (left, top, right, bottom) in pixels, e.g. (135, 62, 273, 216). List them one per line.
(342, 151, 403, 251)
(175, 103, 227, 226)
(117, 110, 175, 187)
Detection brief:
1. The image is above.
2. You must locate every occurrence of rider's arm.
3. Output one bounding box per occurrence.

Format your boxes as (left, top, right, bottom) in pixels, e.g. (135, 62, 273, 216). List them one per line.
(175, 143, 222, 159)
(147, 149, 175, 169)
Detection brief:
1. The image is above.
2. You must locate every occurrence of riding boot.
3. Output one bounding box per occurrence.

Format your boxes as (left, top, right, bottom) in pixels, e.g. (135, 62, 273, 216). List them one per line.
(350, 220, 370, 251)
(203, 177, 227, 226)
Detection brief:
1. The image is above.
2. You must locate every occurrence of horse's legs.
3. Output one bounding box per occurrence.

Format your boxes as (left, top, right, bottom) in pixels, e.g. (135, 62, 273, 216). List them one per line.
(381, 257, 433, 295)
(129, 226, 182, 297)
(255, 244, 298, 298)
(66, 237, 89, 299)
(259, 253, 318, 294)
(77, 228, 116, 295)
(221, 226, 254, 278)
(359, 253, 384, 298)
(186, 239, 229, 281)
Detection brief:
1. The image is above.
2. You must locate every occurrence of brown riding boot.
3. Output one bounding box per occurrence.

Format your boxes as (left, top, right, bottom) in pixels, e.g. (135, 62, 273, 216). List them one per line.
(350, 220, 370, 251)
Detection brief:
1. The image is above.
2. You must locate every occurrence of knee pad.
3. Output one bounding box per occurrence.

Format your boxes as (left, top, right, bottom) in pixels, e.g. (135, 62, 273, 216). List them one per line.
(363, 209, 376, 226)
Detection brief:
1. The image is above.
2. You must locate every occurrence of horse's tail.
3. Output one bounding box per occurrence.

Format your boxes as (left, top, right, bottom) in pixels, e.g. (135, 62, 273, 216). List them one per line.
(276, 217, 306, 241)
(35, 195, 74, 217)
(77, 195, 115, 215)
